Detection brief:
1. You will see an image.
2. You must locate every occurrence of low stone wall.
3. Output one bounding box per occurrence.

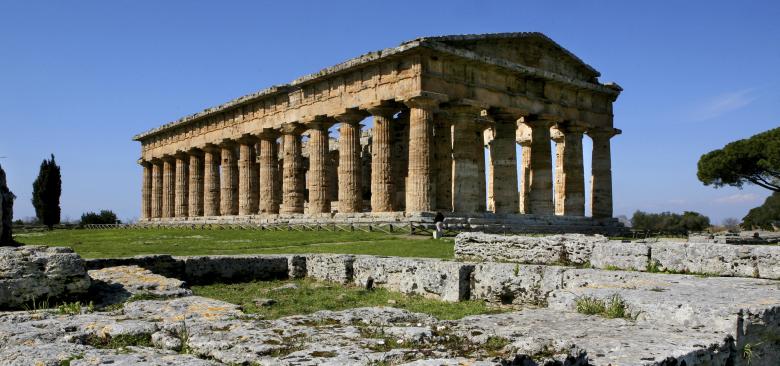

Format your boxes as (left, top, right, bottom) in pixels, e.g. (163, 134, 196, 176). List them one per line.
(353, 256, 474, 302)
(0, 246, 91, 308)
(456, 232, 780, 280)
(85, 255, 184, 279)
(469, 263, 565, 306)
(304, 254, 355, 284)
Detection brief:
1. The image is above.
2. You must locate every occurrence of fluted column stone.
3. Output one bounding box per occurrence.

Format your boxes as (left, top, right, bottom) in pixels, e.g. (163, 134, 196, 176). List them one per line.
(161, 157, 175, 218)
(368, 106, 396, 212)
(450, 104, 484, 213)
(553, 124, 586, 216)
(404, 97, 439, 212)
(518, 128, 532, 214)
(151, 160, 163, 218)
(433, 113, 453, 212)
(589, 128, 619, 218)
(490, 110, 520, 214)
(306, 118, 333, 213)
(174, 153, 189, 217)
(258, 130, 280, 214)
(238, 137, 258, 216)
(220, 141, 238, 216)
(280, 123, 305, 214)
(203, 146, 221, 216)
(140, 161, 152, 220)
(336, 110, 367, 213)
(188, 150, 204, 217)
(521, 117, 554, 215)
(391, 109, 410, 211)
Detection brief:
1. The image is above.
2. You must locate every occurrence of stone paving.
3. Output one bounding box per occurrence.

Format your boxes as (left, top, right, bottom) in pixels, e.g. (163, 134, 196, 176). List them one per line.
(1, 239, 779, 365)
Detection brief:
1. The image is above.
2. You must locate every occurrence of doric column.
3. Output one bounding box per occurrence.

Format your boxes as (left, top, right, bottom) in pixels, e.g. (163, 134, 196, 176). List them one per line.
(368, 106, 396, 212)
(433, 112, 453, 212)
(403, 97, 439, 212)
(174, 153, 189, 218)
(490, 109, 521, 214)
(140, 161, 152, 220)
(588, 128, 620, 218)
(517, 124, 532, 214)
(161, 156, 175, 218)
(391, 109, 410, 211)
(151, 159, 163, 218)
(476, 127, 487, 212)
(449, 103, 484, 213)
(258, 130, 280, 214)
(188, 149, 204, 217)
(335, 110, 367, 213)
(553, 123, 586, 216)
(203, 145, 221, 216)
(238, 136, 258, 216)
(305, 117, 334, 214)
(280, 123, 305, 214)
(220, 141, 238, 216)
(521, 116, 555, 215)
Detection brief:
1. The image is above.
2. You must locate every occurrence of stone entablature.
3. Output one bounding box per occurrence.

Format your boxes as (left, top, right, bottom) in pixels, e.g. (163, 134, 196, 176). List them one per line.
(134, 32, 622, 221)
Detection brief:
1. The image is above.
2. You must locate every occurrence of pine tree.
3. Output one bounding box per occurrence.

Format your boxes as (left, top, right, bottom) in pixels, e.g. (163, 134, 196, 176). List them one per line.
(31, 154, 61, 229)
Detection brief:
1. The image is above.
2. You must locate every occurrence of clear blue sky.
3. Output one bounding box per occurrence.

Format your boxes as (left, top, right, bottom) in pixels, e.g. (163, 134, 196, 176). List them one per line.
(1, 1, 778, 224)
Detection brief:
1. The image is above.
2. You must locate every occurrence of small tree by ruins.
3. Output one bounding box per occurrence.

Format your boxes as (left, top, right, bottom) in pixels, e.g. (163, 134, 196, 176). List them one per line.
(31, 154, 62, 230)
(630, 210, 711, 233)
(80, 210, 120, 226)
(0, 164, 16, 245)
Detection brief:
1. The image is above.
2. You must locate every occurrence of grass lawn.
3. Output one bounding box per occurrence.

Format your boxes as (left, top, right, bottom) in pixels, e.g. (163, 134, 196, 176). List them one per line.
(13, 228, 454, 259)
(192, 278, 503, 320)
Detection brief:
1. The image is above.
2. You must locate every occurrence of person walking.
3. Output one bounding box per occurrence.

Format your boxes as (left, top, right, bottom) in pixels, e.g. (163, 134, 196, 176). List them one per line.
(433, 211, 445, 239)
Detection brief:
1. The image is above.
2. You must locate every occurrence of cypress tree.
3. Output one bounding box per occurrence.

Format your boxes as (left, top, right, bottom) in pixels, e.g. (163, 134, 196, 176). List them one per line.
(0, 164, 15, 245)
(31, 154, 61, 229)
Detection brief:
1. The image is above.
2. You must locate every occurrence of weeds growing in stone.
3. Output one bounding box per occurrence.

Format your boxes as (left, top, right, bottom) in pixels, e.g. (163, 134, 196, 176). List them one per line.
(84, 333, 153, 349)
(575, 294, 634, 319)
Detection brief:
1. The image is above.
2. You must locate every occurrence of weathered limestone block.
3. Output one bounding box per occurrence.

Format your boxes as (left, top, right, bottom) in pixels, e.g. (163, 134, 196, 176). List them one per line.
(649, 242, 758, 277)
(85, 254, 185, 279)
(454, 232, 606, 265)
(305, 254, 355, 284)
(352, 256, 474, 302)
(0, 246, 90, 308)
(369, 107, 396, 212)
(181, 255, 289, 284)
(88, 265, 191, 305)
(590, 241, 649, 271)
(469, 263, 565, 305)
(405, 98, 437, 212)
(0, 164, 15, 245)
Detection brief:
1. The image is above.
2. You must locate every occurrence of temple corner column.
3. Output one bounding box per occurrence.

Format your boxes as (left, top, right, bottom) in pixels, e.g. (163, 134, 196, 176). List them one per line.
(403, 96, 441, 213)
(139, 160, 152, 220)
(588, 127, 620, 219)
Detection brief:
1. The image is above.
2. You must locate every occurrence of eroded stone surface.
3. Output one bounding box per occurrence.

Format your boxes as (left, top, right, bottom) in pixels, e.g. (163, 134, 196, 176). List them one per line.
(353, 256, 474, 302)
(455, 232, 606, 265)
(0, 246, 91, 309)
(88, 265, 191, 305)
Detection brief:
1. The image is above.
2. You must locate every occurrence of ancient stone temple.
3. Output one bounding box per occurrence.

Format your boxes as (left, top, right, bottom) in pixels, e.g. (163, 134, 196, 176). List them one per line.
(133, 32, 623, 232)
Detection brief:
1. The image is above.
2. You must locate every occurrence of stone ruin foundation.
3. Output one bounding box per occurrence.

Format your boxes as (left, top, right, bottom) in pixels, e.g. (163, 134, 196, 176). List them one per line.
(2, 233, 780, 365)
(132, 32, 626, 234)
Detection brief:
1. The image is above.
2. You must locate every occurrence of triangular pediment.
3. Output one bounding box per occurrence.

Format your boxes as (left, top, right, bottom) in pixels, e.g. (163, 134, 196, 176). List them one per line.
(421, 32, 600, 83)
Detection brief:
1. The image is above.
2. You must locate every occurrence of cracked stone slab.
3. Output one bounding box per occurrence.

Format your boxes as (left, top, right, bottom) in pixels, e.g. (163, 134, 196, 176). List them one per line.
(88, 265, 191, 305)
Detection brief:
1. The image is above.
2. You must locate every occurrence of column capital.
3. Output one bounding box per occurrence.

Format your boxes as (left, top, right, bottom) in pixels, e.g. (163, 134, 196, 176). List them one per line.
(160, 154, 175, 162)
(237, 134, 258, 145)
(366, 105, 398, 119)
(173, 150, 189, 159)
(302, 115, 336, 130)
(138, 159, 151, 167)
(586, 127, 622, 139)
(488, 106, 527, 122)
(187, 147, 204, 156)
(257, 128, 280, 140)
(334, 108, 368, 125)
(280, 122, 306, 135)
(403, 96, 441, 111)
(519, 115, 555, 129)
(202, 143, 221, 153)
(218, 139, 237, 148)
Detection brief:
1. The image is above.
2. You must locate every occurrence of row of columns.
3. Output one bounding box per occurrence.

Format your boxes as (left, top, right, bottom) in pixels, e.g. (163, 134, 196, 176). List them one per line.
(140, 97, 617, 220)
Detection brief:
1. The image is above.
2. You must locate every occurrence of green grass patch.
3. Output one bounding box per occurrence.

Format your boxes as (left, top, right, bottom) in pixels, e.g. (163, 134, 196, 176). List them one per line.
(575, 294, 634, 319)
(14, 228, 454, 259)
(191, 278, 502, 320)
(84, 333, 153, 349)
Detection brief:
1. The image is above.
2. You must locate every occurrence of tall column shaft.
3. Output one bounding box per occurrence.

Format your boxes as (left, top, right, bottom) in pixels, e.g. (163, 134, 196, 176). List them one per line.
(220, 144, 238, 216)
(281, 126, 305, 214)
(307, 122, 331, 213)
(151, 161, 163, 218)
(554, 125, 586, 216)
(337, 119, 363, 213)
(476, 129, 487, 212)
(174, 155, 189, 217)
(259, 134, 280, 214)
(434, 114, 453, 212)
(590, 130, 616, 218)
(451, 106, 483, 213)
(524, 119, 554, 215)
(238, 140, 257, 216)
(491, 113, 520, 214)
(405, 98, 438, 212)
(162, 158, 175, 218)
(369, 108, 395, 212)
(188, 152, 204, 217)
(391, 110, 410, 211)
(141, 162, 152, 220)
(203, 148, 220, 216)
(519, 143, 532, 214)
